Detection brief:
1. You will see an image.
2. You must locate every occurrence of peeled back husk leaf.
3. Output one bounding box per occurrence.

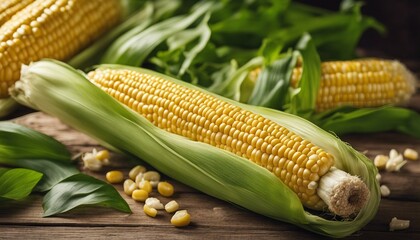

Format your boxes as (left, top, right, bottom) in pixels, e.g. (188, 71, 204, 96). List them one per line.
(10, 60, 380, 238)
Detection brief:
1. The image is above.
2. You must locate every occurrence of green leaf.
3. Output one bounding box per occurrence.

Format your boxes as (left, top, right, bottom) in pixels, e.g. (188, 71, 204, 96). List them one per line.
(16, 159, 78, 192)
(0, 98, 19, 119)
(0, 122, 78, 191)
(286, 34, 321, 117)
(247, 51, 298, 110)
(209, 57, 264, 102)
(43, 173, 131, 217)
(101, 1, 215, 66)
(314, 106, 420, 138)
(0, 168, 42, 201)
(0, 121, 71, 162)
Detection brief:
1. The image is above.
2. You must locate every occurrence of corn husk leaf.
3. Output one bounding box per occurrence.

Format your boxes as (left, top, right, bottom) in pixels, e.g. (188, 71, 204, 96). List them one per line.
(0, 98, 19, 119)
(312, 106, 420, 139)
(11, 60, 379, 238)
(100, 1, 215, 67)
(0, 168, 42, 201)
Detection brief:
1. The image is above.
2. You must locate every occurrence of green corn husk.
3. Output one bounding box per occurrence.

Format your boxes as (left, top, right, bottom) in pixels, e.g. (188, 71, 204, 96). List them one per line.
(11, 60, 380, 238)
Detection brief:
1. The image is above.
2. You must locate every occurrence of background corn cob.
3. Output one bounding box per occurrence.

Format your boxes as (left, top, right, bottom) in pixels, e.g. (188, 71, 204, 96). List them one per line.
(0, 0, 123, 98)
(291, 59, 416, 112)
(88, 67, 369, 216)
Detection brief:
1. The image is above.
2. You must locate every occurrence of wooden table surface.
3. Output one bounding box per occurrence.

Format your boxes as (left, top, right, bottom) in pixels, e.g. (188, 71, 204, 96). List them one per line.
(1, 66, 420, 239)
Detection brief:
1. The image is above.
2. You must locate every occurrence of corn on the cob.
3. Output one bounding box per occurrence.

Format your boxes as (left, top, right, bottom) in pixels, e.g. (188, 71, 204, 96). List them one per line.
(290, 59, 416, 112)
(0, 0, 122, 98)
(88, 68, 369, 216)
(0, 0, 36, 26)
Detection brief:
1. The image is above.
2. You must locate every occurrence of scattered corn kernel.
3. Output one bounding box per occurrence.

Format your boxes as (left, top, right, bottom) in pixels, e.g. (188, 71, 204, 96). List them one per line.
(389, 217, 410, 231)
(143, 171, 161, 187)
(129, 165, 147, 180)
(96, 149, 110, 161)
(403, 148, 418, 160)
(143, 204, 158, 217)
(165, 200, 180, 213)
(135, 172, 145, 186)
(158, 181, 175, 197)
(145, 197, 164, 209)
(123, 179, 137, 196)
(139, 179, 153, 193)
(386, 153, 407, 172)
(374, 154, 389, 169)
(380, 185, 390, 197)
(171, 210, 191, 227)
(389, 149, 399, 159)
(376, 173, 381, 182)
(106, 170, 124, 184)
(132, 189, 149, 202)
(82, 148, 105, 171)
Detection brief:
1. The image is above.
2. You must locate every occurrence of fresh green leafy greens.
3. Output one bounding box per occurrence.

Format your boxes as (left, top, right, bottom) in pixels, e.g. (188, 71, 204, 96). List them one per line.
(0, 122, 131, 215)
(43, 174, 131, 217)
(91, 0, 420, 138)
(0, 168, 42, 201)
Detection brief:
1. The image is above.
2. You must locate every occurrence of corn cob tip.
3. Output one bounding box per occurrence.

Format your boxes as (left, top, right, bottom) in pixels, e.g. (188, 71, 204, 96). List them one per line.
(398, 60, 417, 101)
(317, 168, 370, 217)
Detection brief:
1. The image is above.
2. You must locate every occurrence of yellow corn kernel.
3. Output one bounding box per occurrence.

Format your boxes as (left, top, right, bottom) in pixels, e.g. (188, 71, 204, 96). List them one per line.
(403, 148, 418, 160)
(123, 179, 137, 196)
(143, 171, 161, 187)
(139, 179, 153, 193)
(0, 0, 35, 25)
(157, 181, 174, 197)
(145, 197, 164, 209)
(143, 204, 157, 218)
(96, 149, 110, 161)
(374, 154, 389, 169)
(0, 0, 122, 98)
(87, 68, 336, 210)
(165, 200, 179, 213)
(106, 170, 124, 184)
(389, 217, 410, 231)
(132, 189, 149, 202)
(380, 185, 390, 197)
(129, 165, 147, 180)
(291, 59, 416, 112)
(171, 210, 191, 227)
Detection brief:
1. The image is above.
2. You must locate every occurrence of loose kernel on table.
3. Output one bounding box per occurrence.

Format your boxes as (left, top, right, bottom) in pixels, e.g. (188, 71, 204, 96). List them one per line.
(165, 200, 179, 213)
(386, 150, 406, 172)
(96, 149, 110, 161)
(129, 165, 146, 180)
(158, 181, 174, 197)
(145, 197, 164, 209)
(123, 179, 137, 196)
(139, 179, 153, 193)
(132, 189, 149, 202)
(143, 171, 161, 187)
(374, 154, 389, 169)
(171, 210, 191, 227)
(403, 148, 418, 160)
(389, 217, 410, 231)
(380, 185, 390, 197)
(106, 170, 124, 184)
(143, 204, 157, 217)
